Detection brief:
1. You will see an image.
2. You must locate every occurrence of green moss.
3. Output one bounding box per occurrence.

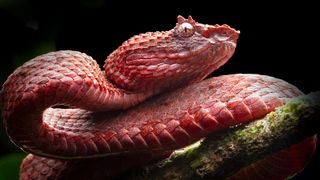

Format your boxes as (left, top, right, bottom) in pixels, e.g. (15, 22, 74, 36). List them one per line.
(190, 156, 209, 169)
(158, 140, 202, 168)
(267, 111, 276, 119)
(282, 101, 306, 114)
(236, 121, 264, 139)
(178, 140, 202, 159)
(235, 128, 248, 138)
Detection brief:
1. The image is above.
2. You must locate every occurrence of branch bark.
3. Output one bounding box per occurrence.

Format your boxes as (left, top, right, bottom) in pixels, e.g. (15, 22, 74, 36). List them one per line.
(121, 92, 320, 180)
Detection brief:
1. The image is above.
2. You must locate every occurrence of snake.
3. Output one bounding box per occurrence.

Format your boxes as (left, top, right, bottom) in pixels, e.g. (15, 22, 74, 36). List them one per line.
(0, 15, 316, 179)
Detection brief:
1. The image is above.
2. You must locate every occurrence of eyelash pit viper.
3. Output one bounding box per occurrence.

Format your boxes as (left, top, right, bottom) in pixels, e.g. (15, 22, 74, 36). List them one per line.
(0, 15, 316, 179)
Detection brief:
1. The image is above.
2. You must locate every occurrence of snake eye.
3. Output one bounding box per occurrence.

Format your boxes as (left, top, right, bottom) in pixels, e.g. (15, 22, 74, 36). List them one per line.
(177, 22, 195, 37)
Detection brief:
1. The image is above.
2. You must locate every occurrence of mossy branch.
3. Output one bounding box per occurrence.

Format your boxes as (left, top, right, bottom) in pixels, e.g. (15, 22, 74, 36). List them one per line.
(122, 92, 320, 180)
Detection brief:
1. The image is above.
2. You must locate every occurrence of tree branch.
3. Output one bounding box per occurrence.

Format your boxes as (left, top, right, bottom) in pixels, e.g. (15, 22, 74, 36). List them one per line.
(122, 92, 320, 180)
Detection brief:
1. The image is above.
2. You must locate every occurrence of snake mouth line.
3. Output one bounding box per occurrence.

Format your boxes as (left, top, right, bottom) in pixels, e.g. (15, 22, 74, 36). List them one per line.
(125, 41, 235, 68)
(208, 42, 236, 69)
(125, 43, 213, 66)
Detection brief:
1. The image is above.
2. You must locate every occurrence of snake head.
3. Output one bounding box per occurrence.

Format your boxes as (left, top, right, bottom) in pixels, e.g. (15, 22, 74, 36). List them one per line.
(175, 15, 239, 46)
(105, 15, 239, 93)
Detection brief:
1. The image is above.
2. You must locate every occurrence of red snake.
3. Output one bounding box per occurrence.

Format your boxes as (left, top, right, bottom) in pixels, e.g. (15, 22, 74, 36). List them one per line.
(0, 15, 316, 179)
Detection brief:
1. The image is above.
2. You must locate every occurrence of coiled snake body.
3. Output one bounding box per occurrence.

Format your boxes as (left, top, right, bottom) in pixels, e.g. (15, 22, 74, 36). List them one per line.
(0, 15, 316, 179)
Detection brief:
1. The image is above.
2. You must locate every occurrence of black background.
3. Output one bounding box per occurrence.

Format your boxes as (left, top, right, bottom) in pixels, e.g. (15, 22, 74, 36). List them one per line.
(0, 0, 319, 179)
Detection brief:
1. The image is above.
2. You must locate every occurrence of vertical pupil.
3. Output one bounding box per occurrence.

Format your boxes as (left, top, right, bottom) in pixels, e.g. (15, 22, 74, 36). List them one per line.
(179, 23, 194, 37)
